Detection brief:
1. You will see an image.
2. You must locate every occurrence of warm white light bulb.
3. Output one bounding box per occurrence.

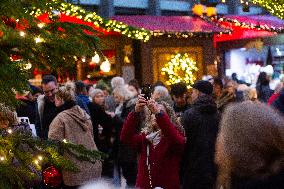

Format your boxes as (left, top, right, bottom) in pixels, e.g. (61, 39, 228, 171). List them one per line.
(37, 23, 45, 28)
(35, 37, 43, 43)
(7, 129, 12, 134)
(19, 31, 26, 37)
(100, 60, 111, 72)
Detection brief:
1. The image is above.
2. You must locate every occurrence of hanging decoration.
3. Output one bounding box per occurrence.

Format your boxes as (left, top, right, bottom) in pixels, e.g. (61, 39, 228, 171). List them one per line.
(123, 45, 133, 64)
(100, 59, 111, 73)
(192, 4, 205, 16)
(161, 53, 198, 88)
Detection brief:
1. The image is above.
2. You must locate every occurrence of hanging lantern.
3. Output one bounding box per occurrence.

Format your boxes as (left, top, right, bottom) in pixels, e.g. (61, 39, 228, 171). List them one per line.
(91, 52, 100, 64)
(206, 7, 217, 17)
(192, 4, 205, 16)
(100, 59, 111, 73)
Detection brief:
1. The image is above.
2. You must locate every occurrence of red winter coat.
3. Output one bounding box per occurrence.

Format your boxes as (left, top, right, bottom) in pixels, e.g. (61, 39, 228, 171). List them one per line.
(120, 111, 185, 189)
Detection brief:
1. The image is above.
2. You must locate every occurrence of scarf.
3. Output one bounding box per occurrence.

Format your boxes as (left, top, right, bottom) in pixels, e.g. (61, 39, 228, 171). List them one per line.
(146, 130, 161, 148)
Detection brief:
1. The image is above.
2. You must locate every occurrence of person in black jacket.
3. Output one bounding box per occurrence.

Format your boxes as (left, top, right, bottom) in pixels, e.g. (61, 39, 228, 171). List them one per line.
(272, 88, 284, 115)
(16, 91, 37, 124)
(182, 80, 220, 189)
(88, 88, 117, 178)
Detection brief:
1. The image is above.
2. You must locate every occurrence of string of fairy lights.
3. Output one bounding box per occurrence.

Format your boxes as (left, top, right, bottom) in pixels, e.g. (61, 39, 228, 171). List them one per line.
(199, 15, 284, 33)
(28, 0, 151, 42)
(249, 0, 284, 20)
(161, 53, 198, 88)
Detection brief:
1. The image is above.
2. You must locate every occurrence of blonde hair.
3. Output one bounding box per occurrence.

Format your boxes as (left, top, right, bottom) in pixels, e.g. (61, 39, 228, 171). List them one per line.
(55, 86, 75, 102)
(243, 88, 257, 101)
(112, 86, 132, 101)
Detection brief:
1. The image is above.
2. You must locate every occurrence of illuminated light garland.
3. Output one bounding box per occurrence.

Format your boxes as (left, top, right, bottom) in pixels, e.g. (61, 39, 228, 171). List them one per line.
(249, 0, 284, 20)
(161, 53, 198, 89)
(28, 0, 151, 42)
(151, 30, 229, 39)
(200, 15, 284, 33)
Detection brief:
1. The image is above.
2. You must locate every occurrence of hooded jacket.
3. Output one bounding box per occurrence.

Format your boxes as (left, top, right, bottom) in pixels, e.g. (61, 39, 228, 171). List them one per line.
(182, 95, 220, 189)
(48, 105, 102, 186)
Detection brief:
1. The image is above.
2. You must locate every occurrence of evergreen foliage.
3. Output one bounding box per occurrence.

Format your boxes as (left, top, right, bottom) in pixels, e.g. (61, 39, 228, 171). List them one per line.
(0, 127, 106, 188)
(0, 0, 101, 107)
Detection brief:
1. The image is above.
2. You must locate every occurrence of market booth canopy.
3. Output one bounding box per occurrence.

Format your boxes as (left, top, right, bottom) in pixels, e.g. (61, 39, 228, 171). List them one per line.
(112, 15, 228, 37)
(214, 15, 284, 43)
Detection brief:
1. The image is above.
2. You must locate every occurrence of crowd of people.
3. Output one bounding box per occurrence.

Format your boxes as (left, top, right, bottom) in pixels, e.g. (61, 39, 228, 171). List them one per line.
(0, 72, 284, 189)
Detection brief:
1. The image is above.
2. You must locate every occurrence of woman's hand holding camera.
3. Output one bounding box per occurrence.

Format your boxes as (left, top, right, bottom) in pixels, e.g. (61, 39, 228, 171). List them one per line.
(147, 99, 160, 114)
(135, 95, 147, 113)
(135, 95, 161, 114)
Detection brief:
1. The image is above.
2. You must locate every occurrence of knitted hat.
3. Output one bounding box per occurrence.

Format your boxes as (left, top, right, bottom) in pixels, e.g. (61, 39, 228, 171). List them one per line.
(192, 80, 213, 95)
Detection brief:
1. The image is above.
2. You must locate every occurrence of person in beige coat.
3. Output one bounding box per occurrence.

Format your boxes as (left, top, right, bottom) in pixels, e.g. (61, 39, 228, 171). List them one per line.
(48, 86, 102, 188)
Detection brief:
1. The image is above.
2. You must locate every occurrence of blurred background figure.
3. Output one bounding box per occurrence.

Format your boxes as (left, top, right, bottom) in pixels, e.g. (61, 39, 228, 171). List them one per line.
(128, 79, 140, 97)
(216, 102, 284, 189)
(216, 80, 236, 113)
(16, 89, 37, 124)
(112, 85, 137, 188)
(243, 88, 258, 102)
(89, 88, 117, 179)
(272, 88, 284, 115)
(268, 82, 283, 105)
(256, 72, 273, 103)
(65, 81, 90, 115)
(170, 82, 190, 118)
(151, 85, 173, 106)
(213, 78, 224, 100)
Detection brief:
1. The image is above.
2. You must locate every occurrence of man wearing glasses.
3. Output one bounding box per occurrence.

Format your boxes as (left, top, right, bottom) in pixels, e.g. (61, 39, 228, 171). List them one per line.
(35, 75, 58, 139)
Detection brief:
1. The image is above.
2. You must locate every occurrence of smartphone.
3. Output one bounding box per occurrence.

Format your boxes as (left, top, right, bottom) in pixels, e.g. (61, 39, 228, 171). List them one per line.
(141, 84, 153, 101)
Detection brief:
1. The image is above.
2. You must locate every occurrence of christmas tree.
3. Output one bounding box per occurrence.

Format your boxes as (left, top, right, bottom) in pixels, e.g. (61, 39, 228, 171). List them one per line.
(0, 0, 101, 107)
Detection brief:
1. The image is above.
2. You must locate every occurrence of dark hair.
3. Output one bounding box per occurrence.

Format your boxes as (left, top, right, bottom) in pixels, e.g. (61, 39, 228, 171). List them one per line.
(257, 72, 269, 86)
(214, 78, 224, 89)
(30, 85, 43, 95)
(128, 79, 140, 93)
(170, 82, 187, 96)
(41, 75, 57, 85)
(75, 81, 87, 95)
(86, 84, 94, 93)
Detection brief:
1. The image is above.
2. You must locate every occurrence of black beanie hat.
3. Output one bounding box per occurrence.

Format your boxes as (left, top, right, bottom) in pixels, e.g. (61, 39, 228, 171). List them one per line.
(192, 80, 213, 95)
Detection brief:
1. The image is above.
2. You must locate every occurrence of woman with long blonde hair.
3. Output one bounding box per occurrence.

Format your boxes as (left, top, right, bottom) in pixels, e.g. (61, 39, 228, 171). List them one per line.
(121, 96, 185, 189)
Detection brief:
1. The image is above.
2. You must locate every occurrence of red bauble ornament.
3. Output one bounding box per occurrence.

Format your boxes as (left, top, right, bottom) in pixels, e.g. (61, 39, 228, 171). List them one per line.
(0, 30, 3, 38)
(42, 166, 62, 188)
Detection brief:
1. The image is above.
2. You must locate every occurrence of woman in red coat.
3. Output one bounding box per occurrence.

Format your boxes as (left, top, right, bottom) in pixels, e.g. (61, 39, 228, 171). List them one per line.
(120, 96, 185, 189)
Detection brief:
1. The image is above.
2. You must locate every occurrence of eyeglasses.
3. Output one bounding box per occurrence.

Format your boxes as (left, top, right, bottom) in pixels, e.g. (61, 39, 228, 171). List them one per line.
(43, 88, 57, 95)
